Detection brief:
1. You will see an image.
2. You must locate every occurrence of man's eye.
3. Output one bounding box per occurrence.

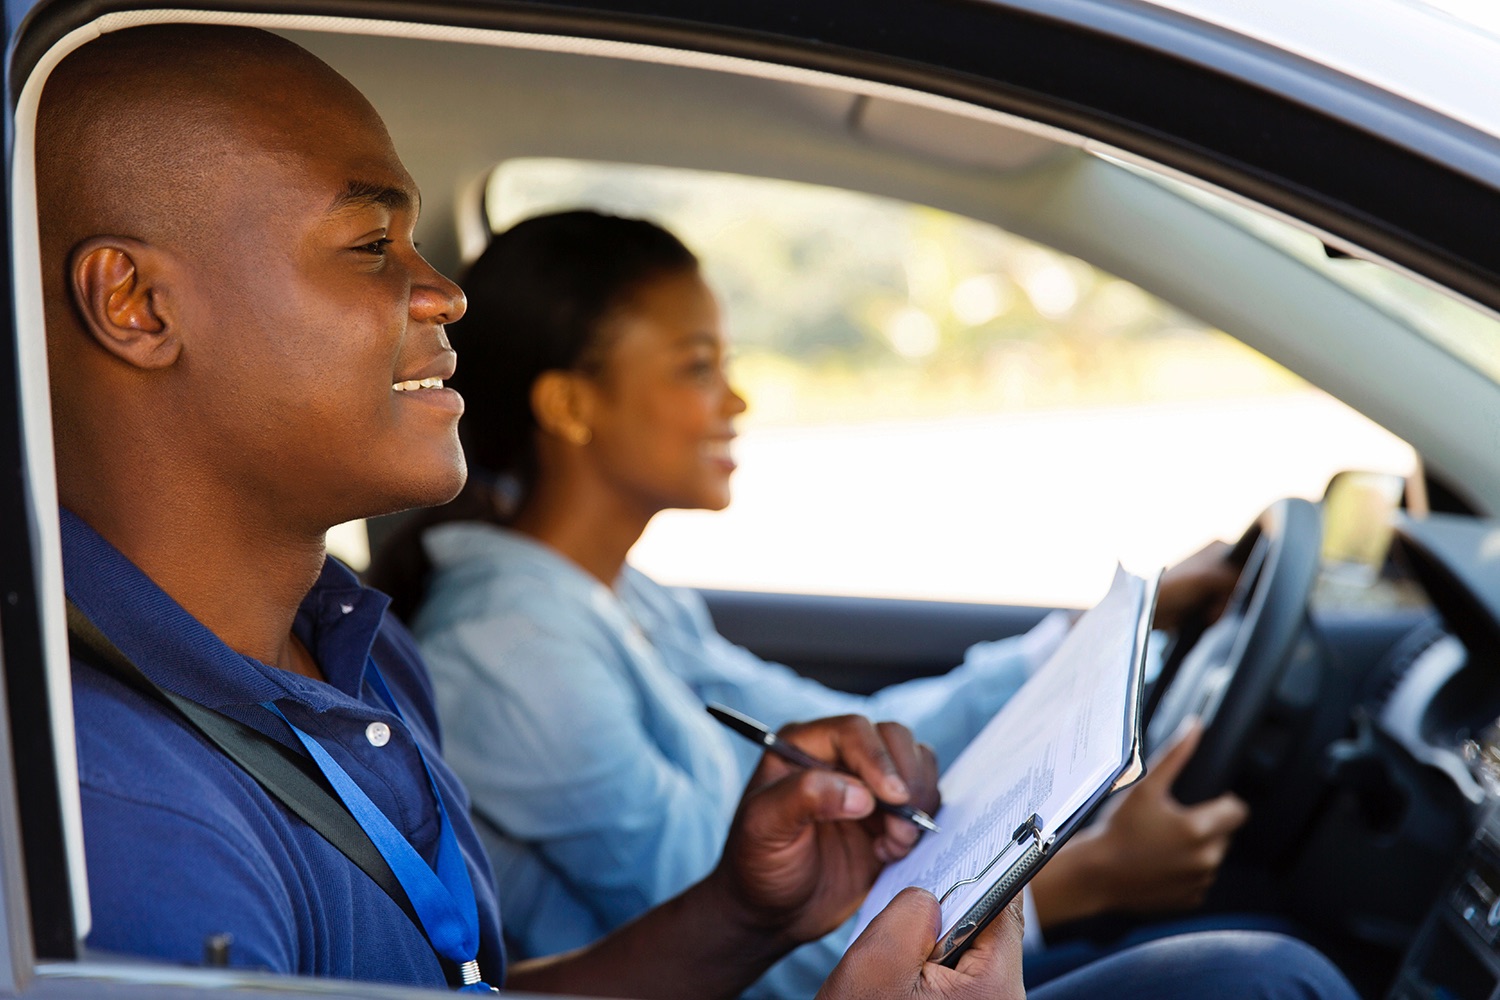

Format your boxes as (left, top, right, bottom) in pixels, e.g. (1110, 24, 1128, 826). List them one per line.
(355, 237, 393, 256)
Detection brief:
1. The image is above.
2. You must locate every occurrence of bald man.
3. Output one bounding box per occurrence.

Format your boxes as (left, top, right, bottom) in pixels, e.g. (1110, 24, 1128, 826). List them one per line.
(35, 22, 1017, 999)
(37, 21, 1355, 1000)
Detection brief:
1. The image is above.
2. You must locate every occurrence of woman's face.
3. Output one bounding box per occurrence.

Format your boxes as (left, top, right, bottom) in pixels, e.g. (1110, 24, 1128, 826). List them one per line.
(583, 266, 747, 514)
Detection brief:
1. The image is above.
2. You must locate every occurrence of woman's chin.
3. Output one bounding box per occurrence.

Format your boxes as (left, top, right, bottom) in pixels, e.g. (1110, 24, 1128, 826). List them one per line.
(664, 488, 732, 514)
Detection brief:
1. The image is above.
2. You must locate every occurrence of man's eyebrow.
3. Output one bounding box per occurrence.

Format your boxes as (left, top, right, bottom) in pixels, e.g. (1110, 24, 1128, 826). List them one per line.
(327, 179, 417, 215)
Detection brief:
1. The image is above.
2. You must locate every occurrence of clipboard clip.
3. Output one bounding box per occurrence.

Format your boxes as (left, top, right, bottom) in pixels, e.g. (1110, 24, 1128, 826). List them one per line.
(937, 812, 1047, 905)
(1011, 813, 1044, 845)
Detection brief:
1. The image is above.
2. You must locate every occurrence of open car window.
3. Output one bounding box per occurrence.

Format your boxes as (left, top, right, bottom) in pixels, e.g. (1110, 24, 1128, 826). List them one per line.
(487, 158, 1415, 606)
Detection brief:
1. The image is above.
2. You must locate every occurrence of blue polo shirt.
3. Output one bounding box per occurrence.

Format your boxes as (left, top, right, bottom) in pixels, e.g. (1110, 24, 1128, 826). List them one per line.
(62, 509, 506, 988)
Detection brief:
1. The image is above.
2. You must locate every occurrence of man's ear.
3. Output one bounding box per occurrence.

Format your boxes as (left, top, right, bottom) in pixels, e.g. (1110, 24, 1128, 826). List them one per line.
(69, 236, 182, 369)
(531, 370, 596, 447)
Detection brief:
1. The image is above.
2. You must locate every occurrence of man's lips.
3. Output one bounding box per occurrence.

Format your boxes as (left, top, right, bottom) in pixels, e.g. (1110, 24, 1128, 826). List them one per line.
(392, 351, 462, 414)
(393, 351, 457, 391)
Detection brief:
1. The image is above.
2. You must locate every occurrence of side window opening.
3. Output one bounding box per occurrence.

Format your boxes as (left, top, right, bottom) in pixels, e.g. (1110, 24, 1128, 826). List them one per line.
(484, 159, 1415, 607)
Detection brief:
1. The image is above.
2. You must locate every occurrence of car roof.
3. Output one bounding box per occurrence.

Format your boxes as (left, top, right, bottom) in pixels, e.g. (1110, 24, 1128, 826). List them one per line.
(1130, 0, 1500, 142)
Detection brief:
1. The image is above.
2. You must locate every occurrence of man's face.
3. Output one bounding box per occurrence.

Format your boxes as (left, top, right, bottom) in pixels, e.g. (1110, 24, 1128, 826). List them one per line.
(167, 72, 467, 530)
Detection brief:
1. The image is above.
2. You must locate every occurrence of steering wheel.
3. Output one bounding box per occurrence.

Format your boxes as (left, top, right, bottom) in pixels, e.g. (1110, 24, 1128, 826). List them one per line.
(1145, 497, 1323, 804)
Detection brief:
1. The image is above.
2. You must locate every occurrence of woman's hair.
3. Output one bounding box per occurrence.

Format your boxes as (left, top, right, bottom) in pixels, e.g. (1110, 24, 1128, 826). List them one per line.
(366, 209, 698, 620)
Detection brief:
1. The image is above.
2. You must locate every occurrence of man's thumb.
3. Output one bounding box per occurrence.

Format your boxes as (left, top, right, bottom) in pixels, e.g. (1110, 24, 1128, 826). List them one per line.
(819, 888, 941, 999)
(741, 769, 875, 853)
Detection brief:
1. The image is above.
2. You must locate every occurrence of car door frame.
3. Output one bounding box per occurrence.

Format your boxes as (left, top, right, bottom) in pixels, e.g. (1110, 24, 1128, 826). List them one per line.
(4, 0, 1500, 995)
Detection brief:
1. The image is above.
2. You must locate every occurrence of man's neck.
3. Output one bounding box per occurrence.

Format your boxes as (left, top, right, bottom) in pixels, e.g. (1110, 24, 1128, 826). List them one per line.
(66, 497, 328, 674)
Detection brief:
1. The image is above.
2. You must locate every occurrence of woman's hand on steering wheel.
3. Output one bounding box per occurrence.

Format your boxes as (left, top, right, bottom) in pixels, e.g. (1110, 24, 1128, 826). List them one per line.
(1146, 499, 1324, 804)
(1029, 720, 1249, 926)
(1154, 540, 1239, 632)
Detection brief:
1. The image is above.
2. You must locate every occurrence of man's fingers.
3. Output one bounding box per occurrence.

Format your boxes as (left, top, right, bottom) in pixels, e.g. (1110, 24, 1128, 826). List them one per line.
(758, 716, 936, 862)
(875, 721, 923, 799)
(823, 891, 1027, 1000)
(782, 716, 910, 803)
(742, 768, 875, 849)
(872, 724, 922, 858)
(950, 896, 1027, 1000)
(914, 742, 939, 815)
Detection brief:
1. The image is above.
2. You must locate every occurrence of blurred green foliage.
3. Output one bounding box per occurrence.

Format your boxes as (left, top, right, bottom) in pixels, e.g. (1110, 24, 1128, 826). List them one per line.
(487, 159, 1304, 426)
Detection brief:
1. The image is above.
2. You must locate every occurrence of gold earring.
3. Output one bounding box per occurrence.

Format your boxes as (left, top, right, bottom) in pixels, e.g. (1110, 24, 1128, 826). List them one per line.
(569, 425, 592, 446)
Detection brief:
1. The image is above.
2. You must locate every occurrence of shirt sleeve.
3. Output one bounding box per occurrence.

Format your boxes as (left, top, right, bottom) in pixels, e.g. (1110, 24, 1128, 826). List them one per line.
(80, 782, 297, 974)
(421, 595, 739, 933)
(665, 583, 1072, 768)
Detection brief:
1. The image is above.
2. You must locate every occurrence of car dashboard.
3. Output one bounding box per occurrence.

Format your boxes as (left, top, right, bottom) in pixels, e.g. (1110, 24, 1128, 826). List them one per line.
(1314, 512, 1500, 995)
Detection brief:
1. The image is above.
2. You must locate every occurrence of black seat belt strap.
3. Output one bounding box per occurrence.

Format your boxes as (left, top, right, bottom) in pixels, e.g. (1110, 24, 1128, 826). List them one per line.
(64, 599, 423, 932)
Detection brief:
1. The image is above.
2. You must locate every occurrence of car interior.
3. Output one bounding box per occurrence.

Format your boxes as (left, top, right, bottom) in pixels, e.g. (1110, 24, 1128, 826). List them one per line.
(301, 27, 1500, 998)
(11, 6, 1500, 1000)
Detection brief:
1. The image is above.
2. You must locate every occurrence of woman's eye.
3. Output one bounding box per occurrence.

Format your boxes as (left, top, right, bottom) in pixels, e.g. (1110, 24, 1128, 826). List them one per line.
(355, 237, 393, 256)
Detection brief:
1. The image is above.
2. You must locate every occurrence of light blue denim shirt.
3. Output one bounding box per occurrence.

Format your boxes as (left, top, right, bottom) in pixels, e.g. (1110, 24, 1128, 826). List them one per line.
(412, 522, 1067, 998)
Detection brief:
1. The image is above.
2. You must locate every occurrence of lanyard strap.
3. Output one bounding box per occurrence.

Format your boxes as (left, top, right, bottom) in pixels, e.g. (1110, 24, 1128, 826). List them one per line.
(68, 599, 494, 990)
(262, 659, 493, 993)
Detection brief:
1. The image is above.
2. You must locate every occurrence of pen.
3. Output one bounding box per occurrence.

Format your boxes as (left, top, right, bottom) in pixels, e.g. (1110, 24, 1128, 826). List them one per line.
(706, 703, 940, 833)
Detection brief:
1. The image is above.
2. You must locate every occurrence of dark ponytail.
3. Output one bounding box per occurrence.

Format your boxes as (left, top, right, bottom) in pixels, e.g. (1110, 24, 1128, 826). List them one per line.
(367, 209, 698, 621)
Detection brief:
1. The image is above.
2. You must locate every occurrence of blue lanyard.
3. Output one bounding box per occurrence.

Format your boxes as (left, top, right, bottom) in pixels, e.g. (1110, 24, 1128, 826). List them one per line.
(263, 660, 494, 992)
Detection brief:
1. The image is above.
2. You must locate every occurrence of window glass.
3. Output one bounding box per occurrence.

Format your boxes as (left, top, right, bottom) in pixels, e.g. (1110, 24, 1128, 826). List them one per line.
(485, 160, 1414, 607)
(327, 519, 370, 571)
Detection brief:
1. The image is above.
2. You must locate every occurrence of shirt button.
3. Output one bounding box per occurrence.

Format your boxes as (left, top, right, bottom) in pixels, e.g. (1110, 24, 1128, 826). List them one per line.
(365, 722, 391, 748)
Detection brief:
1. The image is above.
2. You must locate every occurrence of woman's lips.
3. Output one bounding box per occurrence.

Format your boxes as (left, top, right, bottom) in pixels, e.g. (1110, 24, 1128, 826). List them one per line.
(703, 438, 736, 470)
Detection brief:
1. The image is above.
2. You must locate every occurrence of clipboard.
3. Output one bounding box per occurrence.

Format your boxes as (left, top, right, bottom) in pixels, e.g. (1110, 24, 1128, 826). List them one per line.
(849, 566, 1158, 967)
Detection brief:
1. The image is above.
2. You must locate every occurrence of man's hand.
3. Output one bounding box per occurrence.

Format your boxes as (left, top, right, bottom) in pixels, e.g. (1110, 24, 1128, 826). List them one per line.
(1030, 720, 1248, 926)
(712, 715, 940, 947)
(818, 888, 1025, 1000)
(510, 716, 938, 1000)
(1154, 540, 1238, 631)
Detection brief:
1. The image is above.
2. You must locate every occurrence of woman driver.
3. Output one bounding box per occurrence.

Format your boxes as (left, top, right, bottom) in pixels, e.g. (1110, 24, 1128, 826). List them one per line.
(369, 209, 1262, 995)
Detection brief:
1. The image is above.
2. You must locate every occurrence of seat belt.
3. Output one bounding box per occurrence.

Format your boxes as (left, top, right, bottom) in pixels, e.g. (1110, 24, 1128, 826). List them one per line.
(64, 600, 424, 935)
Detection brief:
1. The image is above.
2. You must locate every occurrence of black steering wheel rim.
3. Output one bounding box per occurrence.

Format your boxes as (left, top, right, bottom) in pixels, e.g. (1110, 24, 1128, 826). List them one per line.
(1146, 497, 1322, 804)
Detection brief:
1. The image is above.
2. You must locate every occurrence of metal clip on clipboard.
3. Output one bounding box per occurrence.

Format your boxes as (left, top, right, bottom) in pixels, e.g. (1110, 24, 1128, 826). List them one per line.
(932, 813, 1054, 964)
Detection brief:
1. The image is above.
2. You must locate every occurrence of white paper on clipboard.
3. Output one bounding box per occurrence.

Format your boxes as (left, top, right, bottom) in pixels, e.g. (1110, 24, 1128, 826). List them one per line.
(850, 564, 1158, 962)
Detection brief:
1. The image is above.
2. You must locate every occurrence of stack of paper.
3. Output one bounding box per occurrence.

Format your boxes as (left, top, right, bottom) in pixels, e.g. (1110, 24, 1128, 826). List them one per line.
(851, 566, 1156, 962)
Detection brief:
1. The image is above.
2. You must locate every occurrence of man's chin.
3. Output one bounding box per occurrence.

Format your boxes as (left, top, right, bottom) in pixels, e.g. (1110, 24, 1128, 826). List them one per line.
(353, 456, 468, 521)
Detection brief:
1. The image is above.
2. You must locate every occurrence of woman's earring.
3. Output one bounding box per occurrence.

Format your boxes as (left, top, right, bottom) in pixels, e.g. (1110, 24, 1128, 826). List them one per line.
(569, 425, 592, 447)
